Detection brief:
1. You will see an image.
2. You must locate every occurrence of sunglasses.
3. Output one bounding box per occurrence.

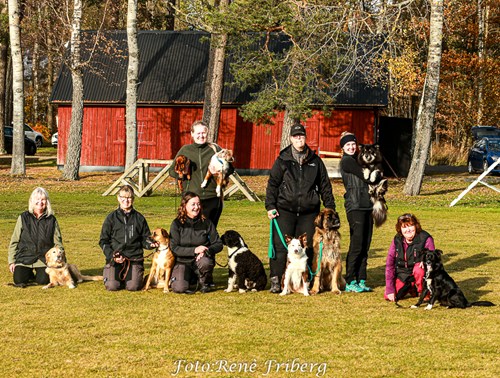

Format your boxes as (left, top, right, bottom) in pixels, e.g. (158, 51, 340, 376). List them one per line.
(398, 213, 413, 221)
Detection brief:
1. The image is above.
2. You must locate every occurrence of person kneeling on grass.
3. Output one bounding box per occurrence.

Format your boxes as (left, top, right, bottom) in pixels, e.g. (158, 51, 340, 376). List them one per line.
(384, 213, 435, 302)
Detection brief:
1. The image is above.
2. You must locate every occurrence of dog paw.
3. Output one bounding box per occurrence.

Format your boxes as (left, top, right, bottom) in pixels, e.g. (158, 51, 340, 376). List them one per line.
(425, 304, 433, 310)
(309, 290, 318, 295)
(279, 291, 287, 296)
(201, 180, 208, 188)
(68, 284, 76, 289)
(238, 288, 246, 294)
(410, 305, 418, 309)
(163, 288, 170, 293)
(42, 285, 50, 289)
(332, 289, 341, 295)
(224, 288, 232, 293)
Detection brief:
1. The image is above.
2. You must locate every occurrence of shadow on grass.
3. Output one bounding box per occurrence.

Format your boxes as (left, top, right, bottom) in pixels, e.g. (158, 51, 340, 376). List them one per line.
(419, 188, 463, 196)
(443, 252, 499, 273)
(457, 277, 494, 302)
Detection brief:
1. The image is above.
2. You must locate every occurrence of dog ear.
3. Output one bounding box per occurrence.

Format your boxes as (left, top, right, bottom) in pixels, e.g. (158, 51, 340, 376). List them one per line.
(285, 234, 293, 245)
(434, 249, 443, 258)
(314, 211, 324, 228)
(161, 228, 169, 238)
(358, 144, 365, 150)
(298, 233, 308, 247)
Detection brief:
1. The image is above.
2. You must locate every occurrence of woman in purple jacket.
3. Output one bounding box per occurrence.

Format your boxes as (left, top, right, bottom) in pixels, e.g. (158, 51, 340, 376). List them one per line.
(385, 213, 435, 301)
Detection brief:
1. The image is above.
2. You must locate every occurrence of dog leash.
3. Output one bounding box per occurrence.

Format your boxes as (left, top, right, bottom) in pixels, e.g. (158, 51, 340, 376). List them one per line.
(268, 213, 287, 259)
(115, 250, 158, 281)
(307, 240, 323, 278)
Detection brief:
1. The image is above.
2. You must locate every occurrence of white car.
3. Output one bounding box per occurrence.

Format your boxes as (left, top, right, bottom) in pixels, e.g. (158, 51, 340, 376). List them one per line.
(51, 132, 58, 147)
(22, 124, 44, 147)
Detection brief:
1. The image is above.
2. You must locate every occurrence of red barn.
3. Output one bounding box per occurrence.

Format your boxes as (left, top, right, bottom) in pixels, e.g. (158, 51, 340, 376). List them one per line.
(50, 31, 387, 172)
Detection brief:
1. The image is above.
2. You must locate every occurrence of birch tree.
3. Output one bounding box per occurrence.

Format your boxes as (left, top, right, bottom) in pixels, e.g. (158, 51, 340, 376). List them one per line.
(125, 0, 138, 168)
(403, 0, 444, 195)
(62, 0, 84, 180)
(8, 0, 25, 175)
(0, 0, 8, 153)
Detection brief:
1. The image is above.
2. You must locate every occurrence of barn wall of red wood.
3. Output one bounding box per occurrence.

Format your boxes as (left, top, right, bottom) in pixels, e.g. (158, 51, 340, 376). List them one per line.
(56, 106, 375, 170)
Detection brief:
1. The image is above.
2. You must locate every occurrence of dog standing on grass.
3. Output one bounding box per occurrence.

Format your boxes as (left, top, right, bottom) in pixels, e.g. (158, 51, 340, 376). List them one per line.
(43, 247, 103, 289)
(280, 234, 309, 296)
(309, 209, 345, 295)
(411, 249, 495, 310)
(143, 228, 175, 292)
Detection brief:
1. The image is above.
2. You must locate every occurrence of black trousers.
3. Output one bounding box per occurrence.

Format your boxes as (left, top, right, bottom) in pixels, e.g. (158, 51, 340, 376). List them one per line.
(202, 197, 223, 228)
(13, 266, 49, 285)
(269, 209, 317, 280)
(345, 210, 373, 283)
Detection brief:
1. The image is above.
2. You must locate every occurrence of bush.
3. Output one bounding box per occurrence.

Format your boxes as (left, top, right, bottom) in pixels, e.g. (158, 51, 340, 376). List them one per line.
(429, 141, 467, 166)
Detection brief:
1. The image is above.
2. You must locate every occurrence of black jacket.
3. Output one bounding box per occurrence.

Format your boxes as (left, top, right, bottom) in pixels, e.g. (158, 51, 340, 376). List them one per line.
(170, 217, 223, 265)
(16, 211, 57, 265)
(99, 208, 152, 263)
(339, 153, 372, 213)
(394, 230, 431, 283)
(265, 144, 335, 214)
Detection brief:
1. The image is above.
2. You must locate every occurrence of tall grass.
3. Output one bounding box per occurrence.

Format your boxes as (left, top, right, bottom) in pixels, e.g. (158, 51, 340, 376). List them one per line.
(0, 166, 498, 377)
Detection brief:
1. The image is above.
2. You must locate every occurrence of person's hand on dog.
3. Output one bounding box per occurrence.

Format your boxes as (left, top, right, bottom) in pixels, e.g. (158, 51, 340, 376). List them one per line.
(194, 246, 208, 261)
(267, 209, 279, 220)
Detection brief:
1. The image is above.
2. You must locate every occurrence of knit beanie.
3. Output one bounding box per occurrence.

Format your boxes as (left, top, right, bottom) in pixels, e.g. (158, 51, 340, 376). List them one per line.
(339, 132, 357, 148)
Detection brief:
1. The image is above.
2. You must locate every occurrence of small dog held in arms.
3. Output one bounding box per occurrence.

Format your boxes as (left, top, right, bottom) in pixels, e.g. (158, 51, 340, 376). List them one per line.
(309, 209, 346, 295)
(143, 228, 175, 292)
(43, 247, 103, 289)
(174, 155, 191, 191)
(411, 249, 495, 310)
(281, 234, 309, 296)
(201, 149, 235, 197)
(221, 230, 267, 293)
(357, 143, 388, 227)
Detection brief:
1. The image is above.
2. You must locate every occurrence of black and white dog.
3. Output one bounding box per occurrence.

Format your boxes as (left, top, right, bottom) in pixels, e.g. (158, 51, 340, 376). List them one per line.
(221, 230, 267, 293)
(411, 249, 495, 310)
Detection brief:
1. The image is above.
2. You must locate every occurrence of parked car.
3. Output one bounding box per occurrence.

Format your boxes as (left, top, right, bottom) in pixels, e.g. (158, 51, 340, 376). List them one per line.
(3, 126, 37, 155)
(467, 137, 500, 174)
(471, 125, 500, 140)
(5, 123, 44, 147)
(51, 132, 58, 147)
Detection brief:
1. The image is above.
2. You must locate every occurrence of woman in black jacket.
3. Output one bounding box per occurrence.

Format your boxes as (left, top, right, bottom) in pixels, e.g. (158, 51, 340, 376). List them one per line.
(339, 131, 374, 293)
(169, 191, 223, 293)
(265, 122, 336, 293)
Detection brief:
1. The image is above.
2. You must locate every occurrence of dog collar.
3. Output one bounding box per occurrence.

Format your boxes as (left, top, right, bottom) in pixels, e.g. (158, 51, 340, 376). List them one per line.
(228, 246, 246, 259)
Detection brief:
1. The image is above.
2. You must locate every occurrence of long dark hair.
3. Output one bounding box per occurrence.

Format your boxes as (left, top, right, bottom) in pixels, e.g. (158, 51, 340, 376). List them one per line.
(177, 191, 205, 224)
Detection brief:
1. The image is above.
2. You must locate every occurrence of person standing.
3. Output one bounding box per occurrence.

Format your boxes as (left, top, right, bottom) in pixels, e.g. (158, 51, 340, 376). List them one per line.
(339, 131, 375, 293)
(8, 187, 64, 287)
(265, 122, 336, 293)
(99, 184, 157, 291)
(169, 120, 230, 228)
(169, 191, 223, 293)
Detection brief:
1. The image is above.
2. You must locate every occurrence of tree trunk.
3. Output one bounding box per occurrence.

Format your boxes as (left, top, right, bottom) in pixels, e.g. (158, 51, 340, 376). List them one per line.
(8, 0, 25, 175)
(165, 0, 176, 30)
(32, 36, 39, 123)
(62, 0, 83, 181)
(280, 110, 296, 150)
(476, 0, 488, 125)
(125, 0, 138, 168)
(46, 34, 55, 133)
(203, 0, 229, 144)
(0, 41, 7, 154)
(403, 0, 444, 196)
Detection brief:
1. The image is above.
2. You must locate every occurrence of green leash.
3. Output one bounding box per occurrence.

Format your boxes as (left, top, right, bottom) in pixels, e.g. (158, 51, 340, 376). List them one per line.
(268, 215, 287, 259)
(308, 240, 323, 278)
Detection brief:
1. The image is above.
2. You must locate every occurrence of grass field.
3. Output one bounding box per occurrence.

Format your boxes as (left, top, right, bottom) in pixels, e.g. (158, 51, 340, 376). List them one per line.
(0, 157, 499, 378)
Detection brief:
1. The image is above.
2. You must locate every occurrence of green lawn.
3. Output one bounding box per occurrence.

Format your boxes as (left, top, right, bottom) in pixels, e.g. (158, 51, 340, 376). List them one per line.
(0, 165, 498, 377)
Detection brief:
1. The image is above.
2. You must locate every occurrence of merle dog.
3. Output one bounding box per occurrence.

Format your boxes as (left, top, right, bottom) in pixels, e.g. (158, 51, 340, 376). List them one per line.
(411, 249, 495, 310)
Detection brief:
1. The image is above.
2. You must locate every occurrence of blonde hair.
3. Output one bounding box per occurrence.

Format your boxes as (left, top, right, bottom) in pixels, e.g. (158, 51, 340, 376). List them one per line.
(28, 187, 53, 216)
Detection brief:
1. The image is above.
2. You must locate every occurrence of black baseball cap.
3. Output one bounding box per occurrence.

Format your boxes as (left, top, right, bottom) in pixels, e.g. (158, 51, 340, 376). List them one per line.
(290, 123, 306, 136)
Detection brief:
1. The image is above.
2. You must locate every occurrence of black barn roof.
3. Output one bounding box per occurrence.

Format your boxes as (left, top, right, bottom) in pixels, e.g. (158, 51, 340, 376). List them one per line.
(50, 30, 388, 107)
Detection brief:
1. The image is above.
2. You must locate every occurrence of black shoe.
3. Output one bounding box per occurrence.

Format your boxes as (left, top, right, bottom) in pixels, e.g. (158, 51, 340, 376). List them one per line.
(269, 276, 281, 294)
(200, 285, 211, 294)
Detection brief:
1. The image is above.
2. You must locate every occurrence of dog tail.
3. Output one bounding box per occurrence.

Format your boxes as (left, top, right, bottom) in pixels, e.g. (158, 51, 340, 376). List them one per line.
(372, 199, 387, 227)
(470, 301, 495, 307)
(80, 275, 104, 281)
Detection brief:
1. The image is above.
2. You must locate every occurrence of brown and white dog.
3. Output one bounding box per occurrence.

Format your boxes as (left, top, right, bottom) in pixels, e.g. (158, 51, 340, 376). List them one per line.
(201, 149, 234, 197)
(43, 247, 103, 289)
(280, 234, 309, 296)
(309, 209, 346, 295)
(143, 228, 175, 292)
(174, 155, 191, 191)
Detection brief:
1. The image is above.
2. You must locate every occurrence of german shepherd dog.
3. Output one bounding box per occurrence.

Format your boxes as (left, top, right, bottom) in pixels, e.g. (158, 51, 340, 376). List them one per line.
(143, 228, 175, 292)
(174, 155, 191, 192)
(357, 143, 388, 227)
(221, 230, 267, 293)
(43, 247, 103, 289)
(309, 209, 346, 295)
(201, 149, 235, 197)
(280, 234, 309, 296)
(411, 249, 495, 310)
